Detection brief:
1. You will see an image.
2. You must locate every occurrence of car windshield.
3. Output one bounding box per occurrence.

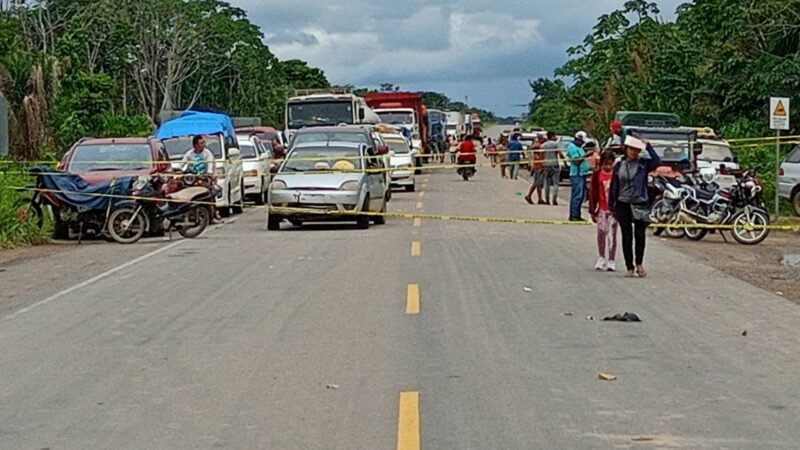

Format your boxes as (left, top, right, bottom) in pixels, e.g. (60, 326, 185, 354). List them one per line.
(699, 143, 734, 162)
(239, 142, 258, 160)
(67, 144, 153, 172)
(386, 140, 410, 154)
(163, 136, 223, 160)
(293, 132, 368, 147)
(650, 142, 691, 161)
(282, 147, 364, 173)
(378, 112, 414, 125)
(287, 101, 353, 129)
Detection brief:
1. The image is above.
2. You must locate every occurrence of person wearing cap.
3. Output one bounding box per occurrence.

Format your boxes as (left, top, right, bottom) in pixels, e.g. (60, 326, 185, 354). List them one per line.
(609, 135, 661, 278)
(566, 131, 593, 221)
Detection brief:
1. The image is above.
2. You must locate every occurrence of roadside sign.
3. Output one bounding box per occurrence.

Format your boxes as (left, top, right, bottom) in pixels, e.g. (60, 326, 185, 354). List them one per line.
(0, 94, 8, 156)
(770, 97, 790, 130)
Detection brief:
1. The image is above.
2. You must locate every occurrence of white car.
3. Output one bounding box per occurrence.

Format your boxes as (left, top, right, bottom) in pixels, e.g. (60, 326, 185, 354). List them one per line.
(381, 134, 416, 192)
(697, 138, 739, 189)
(237, 135, 271, 205)
(163, 133, 244, 217)
(779, 144, 800, 216)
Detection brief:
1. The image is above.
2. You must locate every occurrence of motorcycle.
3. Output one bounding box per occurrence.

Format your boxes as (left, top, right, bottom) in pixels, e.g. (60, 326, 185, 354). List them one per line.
(15, 167, 135, 240)
(649, 175, 688, 239)
(456, 153, 476, 181)
(106, 170, 220, 244)
(676, 170, 770, 245)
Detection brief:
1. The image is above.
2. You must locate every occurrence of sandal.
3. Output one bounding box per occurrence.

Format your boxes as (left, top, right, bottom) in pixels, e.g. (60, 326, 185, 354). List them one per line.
(636, 266, 648, 278)
(625, 270, 637, 278)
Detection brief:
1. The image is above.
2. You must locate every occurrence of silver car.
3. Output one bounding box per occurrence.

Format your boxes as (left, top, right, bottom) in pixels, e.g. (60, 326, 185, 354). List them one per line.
(267, 143, 389, 230)
(778, 144, 800, 216)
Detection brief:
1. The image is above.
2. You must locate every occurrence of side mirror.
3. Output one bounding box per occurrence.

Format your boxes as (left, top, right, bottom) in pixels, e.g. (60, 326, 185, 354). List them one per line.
(377, 145, 390, 155)
(228, 148, 240, 158)
(269, 165, 279, 174)
(359, 109, 366, 121)
(692, 143, 703, 156)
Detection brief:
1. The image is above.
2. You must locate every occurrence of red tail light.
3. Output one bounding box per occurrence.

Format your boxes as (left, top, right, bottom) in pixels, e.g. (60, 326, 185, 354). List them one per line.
(779, 168, 785, 176)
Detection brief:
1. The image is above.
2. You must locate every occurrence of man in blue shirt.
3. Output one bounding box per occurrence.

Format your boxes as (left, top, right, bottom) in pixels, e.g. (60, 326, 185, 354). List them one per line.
(566, 131, 592, 221)
(506, 134, 524, 180)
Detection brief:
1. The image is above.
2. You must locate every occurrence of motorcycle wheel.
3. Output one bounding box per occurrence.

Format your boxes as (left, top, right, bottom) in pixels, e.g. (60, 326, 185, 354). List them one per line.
(731, 210, 770, 245)
(664, 226, 686, 239)
(178, 206, 211, 239)
(684, 226, 707, 241)
(107, 207, 146, 244)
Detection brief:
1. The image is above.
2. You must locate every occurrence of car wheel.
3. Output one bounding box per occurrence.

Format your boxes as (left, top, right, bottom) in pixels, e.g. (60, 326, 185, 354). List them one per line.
(793, 189, 800, 217)
(232, 181, 245, 214)
(255, 177, 266, 205)
(406, 183, 415, 193)
(53, 215, 70, 240)
(267, 215, 282, 231)
(373, 197, 387, 225)
(356, 196, 370, 229)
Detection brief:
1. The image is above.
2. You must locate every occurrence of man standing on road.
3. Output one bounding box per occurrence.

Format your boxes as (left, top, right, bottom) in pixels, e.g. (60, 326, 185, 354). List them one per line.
(525, 134, 547, 204)
(566, 131, 592, 221)
(506, 134, 524, 180)
(541, 131, 563, 206)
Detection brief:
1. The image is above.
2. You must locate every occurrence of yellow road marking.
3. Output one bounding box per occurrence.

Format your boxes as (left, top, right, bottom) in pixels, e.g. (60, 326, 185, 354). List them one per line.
(418, 191, 425, 198)
(411, 241, 421, 256)
(413, 218, 421, 227)
(406, 284, 420, 315)
(397, 391, 420, 450)
(416, 202, 423, 210)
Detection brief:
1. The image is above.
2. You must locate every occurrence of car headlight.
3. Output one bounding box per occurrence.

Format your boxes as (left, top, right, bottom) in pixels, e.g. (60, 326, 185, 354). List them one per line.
(271, 180, 287, 190)
(339, 180, 360, 191)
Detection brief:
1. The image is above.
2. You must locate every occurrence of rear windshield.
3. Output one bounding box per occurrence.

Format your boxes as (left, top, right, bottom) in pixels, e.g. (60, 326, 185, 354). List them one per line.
(786, 145, 800, 164)
(163, 135, 223, 160)
(293, 132, 368, 147)
(68, 144, 152, 172)
(699, 143, 734, 162)
(239, 142, 258, 159)
(282, 147, 364, 172)
(386, 140, 410, 154)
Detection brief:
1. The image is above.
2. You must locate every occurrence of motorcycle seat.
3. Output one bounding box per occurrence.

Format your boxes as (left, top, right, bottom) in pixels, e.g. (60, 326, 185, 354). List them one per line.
(695, 189, 716, 201)
(167, 187, 210, 204)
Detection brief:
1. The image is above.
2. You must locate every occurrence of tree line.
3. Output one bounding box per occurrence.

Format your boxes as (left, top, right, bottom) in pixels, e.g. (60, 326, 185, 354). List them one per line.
(0, 0, 330, 160)
(527, 0, 799, 140)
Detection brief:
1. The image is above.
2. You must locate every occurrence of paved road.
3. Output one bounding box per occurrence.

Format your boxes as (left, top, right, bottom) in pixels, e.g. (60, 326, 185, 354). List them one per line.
(2, 171, 800, 449)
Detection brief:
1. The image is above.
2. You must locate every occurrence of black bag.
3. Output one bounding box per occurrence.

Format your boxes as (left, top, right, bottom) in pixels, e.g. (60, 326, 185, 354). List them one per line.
(631, 203, 652, 223)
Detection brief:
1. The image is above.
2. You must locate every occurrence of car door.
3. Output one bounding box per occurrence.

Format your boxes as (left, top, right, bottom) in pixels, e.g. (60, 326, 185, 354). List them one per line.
(363, 146, 385, 211)
(226, 137, 243, 199)
(782, 146, 800, 196)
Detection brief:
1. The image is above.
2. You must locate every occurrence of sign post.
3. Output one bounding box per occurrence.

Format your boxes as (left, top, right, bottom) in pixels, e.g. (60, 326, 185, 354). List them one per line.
(770, 97, 790, 217)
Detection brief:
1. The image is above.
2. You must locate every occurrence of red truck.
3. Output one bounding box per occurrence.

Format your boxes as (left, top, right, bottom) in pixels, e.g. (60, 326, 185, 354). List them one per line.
(364, 92, 429, 165)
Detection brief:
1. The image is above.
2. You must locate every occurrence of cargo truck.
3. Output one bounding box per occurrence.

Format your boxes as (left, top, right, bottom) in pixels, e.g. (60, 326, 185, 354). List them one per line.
(364, 92, 430, 166)
(444, 111, 465, 138)
(284, 88, 381, 139)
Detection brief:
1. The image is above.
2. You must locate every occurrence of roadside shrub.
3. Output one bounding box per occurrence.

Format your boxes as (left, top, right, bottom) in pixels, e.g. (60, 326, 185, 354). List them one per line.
(0, 160, 49, 247)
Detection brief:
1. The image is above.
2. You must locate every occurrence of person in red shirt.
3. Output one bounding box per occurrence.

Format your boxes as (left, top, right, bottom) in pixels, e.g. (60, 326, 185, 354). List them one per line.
(589, 151, 618, 272)
(457, 134, 477, 164)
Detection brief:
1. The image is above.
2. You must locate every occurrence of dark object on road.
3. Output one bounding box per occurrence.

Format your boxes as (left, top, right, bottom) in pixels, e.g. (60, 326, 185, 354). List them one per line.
(742, 330, 748, 336)
(603, 312, 642, 322)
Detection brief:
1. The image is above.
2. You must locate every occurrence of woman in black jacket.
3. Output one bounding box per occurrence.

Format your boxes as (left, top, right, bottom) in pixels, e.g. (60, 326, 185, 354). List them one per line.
(609, 136, 661, 278)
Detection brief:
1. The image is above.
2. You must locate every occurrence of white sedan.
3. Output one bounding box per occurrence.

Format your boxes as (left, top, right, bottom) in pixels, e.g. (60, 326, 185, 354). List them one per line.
(382, 134, 416, 192)
(237, 135, 271, 205)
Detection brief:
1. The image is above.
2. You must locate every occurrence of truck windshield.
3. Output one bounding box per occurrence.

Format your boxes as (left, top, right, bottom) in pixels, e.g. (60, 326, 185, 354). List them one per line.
(377, 111, 414, 125)
(699, 143, 734, 162)
(287, 101, 353, 129)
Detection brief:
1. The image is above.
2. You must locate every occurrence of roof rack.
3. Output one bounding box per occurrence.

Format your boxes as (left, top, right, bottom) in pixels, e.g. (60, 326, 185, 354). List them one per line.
(294, 88, 352, 97)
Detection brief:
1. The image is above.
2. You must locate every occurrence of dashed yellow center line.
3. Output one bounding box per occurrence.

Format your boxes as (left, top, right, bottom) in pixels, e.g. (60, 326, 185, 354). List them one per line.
(406, 284, 420, 315)
(413, 218, 421, 227)
(418, 191, 425, 198)
(411, 241, 421, 257)
(397, 391, 420, 450)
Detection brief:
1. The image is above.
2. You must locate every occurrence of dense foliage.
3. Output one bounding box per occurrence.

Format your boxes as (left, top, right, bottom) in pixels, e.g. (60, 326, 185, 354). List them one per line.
(528, 0, 799, 140)
(0, 0, 330, 161)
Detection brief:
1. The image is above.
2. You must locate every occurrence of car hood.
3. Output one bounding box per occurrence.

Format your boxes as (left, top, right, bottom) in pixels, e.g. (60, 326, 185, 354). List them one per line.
(274, 172, 364, 189)
(78, 168, 152, 184)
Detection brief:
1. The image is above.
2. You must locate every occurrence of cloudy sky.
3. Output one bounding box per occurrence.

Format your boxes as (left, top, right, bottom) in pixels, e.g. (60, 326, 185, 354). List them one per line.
(231, 0, 683, 117)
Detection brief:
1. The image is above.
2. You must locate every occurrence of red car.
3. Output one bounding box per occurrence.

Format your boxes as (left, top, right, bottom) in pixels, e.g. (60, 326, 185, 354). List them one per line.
(59, 137, 170, 183)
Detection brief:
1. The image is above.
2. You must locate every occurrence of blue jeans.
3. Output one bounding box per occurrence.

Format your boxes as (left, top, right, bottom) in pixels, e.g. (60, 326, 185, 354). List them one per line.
(569, 175, 586, 220)
(508, 160, 520, 179)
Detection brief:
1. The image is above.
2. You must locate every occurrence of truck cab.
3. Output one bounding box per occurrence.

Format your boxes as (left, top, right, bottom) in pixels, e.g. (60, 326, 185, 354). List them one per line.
(285, 89, 381, 139)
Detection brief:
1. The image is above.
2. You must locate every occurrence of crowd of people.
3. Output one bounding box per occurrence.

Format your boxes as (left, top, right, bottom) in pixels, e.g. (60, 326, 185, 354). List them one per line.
(446, 126, 659, 278)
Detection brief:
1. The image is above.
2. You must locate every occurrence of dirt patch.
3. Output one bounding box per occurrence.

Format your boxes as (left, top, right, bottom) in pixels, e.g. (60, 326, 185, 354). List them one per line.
(664, 231, 800, 304)
(0, 244, 69, 267)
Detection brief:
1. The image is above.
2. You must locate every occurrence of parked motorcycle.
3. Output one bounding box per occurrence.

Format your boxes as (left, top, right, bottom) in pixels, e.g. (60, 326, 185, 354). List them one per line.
(107, 170, 220, 244)
(676, 171, 770, 245)
(650, 175, 688, 239)
(15, 167, 135, 240)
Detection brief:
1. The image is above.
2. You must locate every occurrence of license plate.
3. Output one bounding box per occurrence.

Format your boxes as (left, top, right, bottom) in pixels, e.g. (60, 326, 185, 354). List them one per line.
(299, 193, 327, 204)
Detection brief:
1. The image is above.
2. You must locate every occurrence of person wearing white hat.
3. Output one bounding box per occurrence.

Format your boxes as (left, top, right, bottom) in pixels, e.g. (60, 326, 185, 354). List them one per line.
(565, 131, 593, 221)
(608, 135, 662, 278)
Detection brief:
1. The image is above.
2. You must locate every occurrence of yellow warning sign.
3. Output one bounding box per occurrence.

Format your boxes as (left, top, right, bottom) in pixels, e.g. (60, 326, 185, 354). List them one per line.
(774, 100, 787, 117)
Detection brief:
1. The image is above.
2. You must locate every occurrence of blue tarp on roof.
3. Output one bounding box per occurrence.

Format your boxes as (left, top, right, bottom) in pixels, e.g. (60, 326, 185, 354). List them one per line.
(155, 111, 237, 141)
